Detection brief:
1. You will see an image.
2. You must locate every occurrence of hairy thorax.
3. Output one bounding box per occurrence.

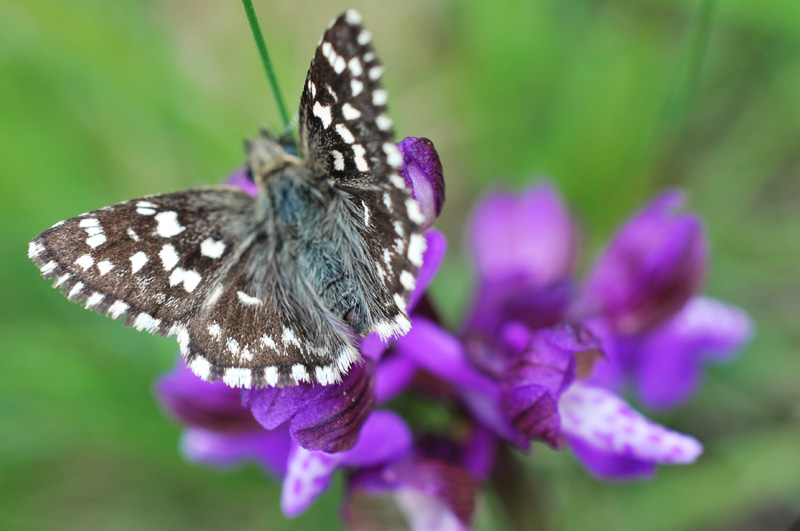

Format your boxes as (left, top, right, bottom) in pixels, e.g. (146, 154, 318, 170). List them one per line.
(255, 152, 370, 336)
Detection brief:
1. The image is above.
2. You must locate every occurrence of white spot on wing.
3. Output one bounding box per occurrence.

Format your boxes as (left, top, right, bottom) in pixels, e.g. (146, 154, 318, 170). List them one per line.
(369, 65, 383, 80)
(41, 261, 57, 275)
(84, 292, 104, 309)
(352, 144, 369, 171)
(237, 291, 262, 306)
(351, 79, 364, 96)
(108, 300, 129, 319)
(208, 322, 222, 340)
(406, 198, 425, 224)
(358, 30, 372, 46)
(226, 337, 240, 356)
(154, 211, 185, 238)
(264, 367, 279, 386)
(390, 174, 406, 189)
(188, 356, 212, 381)
(130, 251, 148, 273)
(408, 233, 426, 267)
(313, 101, 333, 129)
(127, 228, 140, 241)
(75, 254, 94, 270)
(345, 9, 362, 24)
(394, 293, 408, 313)
(372, 89, 388, 106)
(342, 103, 362, 121)
(200, 237, 225, 259)
(136, 201, 156, 216)
(362, 202, 371, 227)
(206, 285, 223, 307)
(315, 365, 338, 385)
(282, 328, 301, 348)
(28, 241, 44, 259)
(260, 334, 277, 350)
(384, 143, 403, 168)
(321, 41, 333, 60)
(159, 244, 179, 271)
(331, 150, 345, 171)
(376, 115, 393, 131)
(134, 313, 159, 332)
(336, 123, 355, 144)
(169, 267, 202, 293)
(97, 260, 114, 275)
(400, 270, 416, 291)
(223, 368, 252, 388)
(79, 218, 99, 228)
(327, 85, 338, 101)
(292, 364, 310, 383)
(86, 234, 106, 248)
(348, 56, 363, 76)
(332, 55, 346, 74)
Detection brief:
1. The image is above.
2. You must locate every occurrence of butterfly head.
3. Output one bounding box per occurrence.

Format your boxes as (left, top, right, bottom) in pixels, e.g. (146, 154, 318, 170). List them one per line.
(246, 131, 302, 185)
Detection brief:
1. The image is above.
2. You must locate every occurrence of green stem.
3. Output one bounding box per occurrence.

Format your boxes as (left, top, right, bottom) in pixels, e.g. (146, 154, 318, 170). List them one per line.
(663, 0, 716, 124)
(241, 0, 291, 131)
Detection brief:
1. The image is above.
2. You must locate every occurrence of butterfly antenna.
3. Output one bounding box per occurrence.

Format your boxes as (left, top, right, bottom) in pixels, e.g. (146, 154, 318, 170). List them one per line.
(241, 0, 292, 135)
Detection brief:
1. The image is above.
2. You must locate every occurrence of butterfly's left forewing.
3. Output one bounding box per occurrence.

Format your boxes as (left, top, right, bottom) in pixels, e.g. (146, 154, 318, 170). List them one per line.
(29, 188, 257, 334)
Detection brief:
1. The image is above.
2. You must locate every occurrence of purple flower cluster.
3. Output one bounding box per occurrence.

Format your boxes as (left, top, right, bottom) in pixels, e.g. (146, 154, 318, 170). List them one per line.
(156, 140, 751, 528)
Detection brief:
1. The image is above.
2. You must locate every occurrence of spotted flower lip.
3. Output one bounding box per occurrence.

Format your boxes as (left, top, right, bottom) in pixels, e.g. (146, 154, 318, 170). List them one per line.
(559, 382, 703, 480)
(578, 191, 708, 335)
(397, 137, 445, 229)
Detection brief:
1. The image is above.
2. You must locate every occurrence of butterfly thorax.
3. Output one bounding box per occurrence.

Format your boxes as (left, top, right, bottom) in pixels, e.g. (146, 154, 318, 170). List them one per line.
(246, 137, 372, 336)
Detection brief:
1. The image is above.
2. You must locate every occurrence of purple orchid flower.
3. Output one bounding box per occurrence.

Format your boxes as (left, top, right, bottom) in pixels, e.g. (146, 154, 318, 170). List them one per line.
(577, 191, 753, 409)
(438, 184, 724, 479)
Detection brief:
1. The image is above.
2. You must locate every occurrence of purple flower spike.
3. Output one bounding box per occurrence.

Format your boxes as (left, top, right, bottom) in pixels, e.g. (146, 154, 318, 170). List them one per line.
(559, 382, 703, 475)
(249, 362, 376, 453)
(398, 137, 445, 229)
(581, 191, 707, 335)
(470, 184, 577, 288)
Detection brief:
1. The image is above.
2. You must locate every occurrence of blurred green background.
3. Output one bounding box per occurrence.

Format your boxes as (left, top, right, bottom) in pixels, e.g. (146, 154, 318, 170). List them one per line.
(2, 0, 799, 529)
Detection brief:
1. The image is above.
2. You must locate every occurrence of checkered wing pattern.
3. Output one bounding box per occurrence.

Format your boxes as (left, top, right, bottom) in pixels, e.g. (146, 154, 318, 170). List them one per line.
(297, 10, 427, 340)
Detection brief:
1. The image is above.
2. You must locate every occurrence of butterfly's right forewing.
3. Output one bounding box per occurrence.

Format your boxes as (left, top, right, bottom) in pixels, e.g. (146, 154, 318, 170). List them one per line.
(297, 11, 427, 341)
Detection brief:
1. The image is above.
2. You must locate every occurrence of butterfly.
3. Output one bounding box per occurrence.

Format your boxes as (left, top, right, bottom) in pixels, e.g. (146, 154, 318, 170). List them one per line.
(27, 9, 428, 388)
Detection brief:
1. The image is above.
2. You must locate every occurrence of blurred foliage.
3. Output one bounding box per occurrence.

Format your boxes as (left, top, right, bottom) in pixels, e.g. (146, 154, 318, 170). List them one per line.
(1, 0, 798, 529)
